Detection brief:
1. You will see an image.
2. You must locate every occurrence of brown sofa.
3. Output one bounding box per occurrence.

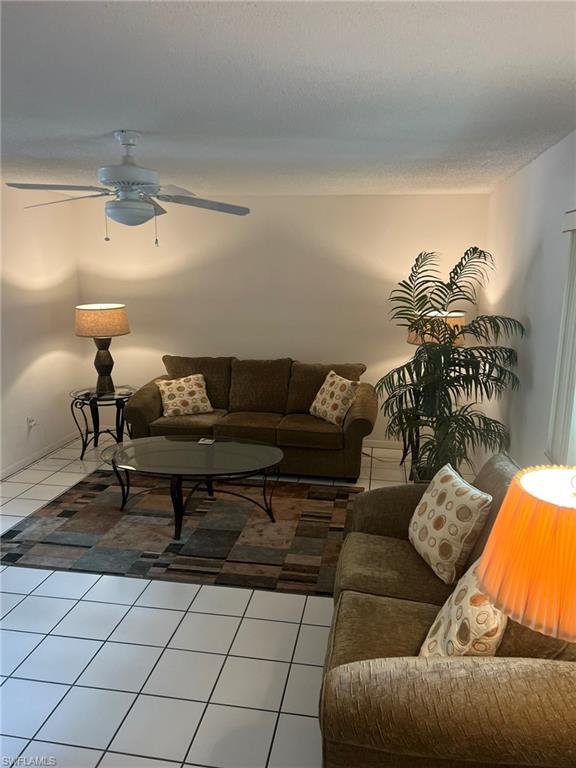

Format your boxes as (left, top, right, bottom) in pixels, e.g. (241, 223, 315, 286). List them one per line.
(125, 355, 378, 480)
(321, 454, 576, 767)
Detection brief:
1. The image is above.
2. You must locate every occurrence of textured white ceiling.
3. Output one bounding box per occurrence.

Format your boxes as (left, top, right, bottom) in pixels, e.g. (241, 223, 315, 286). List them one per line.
(2, 1, 575, 194)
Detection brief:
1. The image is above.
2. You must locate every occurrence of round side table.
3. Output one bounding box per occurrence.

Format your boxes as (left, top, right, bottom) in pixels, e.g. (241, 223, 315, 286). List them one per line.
(69, 386, 137, 460)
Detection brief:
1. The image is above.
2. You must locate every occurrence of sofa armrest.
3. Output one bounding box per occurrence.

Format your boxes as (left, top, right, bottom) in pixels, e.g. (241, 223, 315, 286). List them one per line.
(322, 657, 576, 767)
(343, 383, 378, 440)
(345, 483, 426, 538)
(124, 376, 167, 438)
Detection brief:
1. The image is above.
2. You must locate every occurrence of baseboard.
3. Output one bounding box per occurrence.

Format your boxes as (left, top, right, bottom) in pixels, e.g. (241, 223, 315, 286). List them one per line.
(363, 438, 402, 450)
(1, 431, 79, 480)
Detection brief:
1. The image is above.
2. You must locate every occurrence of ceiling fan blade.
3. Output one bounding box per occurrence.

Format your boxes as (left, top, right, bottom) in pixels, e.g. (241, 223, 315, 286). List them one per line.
(143, 196, 167, 216)
(158, 184, 196, 197)
(158, 194, 250, 217)
(7, 182, 109, 193)
(24, 192, 112, 209)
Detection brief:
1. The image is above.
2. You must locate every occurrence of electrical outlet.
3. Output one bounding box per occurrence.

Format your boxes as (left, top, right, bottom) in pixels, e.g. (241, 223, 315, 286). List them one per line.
(26, 417, 38, 429)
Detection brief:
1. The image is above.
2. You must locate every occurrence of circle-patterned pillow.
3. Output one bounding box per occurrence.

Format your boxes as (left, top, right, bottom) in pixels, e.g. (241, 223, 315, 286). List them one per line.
(156, 374, 214, 417)
(310, 370, 358, 426)
(408, 464, 492, 584)
(420, 560, 508, 657)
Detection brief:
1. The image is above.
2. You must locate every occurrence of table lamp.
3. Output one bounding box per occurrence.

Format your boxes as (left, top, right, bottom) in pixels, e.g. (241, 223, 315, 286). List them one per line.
(477, 465, 576, 641)
(407, 310, 466, 346)
(75, 303, 130, 396)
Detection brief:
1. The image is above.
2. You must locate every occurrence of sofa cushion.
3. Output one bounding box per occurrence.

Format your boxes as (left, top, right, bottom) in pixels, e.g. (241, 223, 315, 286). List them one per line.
(162, 356, 234, 410)
(228, 358, 292, 413)
(213, 412, 284, 443)
(149, 410, 228, 436)
(326, 591, 438, 671)
(277, 414, 343, 450)
(335, 532, 453, 605)
(465, 453, 520, 567)
(287, 362, 366, 414)
(497, 619, 576, 661)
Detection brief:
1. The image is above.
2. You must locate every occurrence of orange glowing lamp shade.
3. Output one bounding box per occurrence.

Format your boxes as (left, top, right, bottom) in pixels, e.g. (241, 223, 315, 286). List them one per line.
(476, 466, 576, 641)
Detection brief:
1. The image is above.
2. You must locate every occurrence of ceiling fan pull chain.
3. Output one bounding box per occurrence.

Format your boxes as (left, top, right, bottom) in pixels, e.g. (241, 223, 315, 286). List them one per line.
(104, 211, 111, 242)
(154, 211, 159, 247)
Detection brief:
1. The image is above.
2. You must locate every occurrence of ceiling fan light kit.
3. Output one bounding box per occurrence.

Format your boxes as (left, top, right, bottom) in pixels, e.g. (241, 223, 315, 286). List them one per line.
(6, 129, 250, 234)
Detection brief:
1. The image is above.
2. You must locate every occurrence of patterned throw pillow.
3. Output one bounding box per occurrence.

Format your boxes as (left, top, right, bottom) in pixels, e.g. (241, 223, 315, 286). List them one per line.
(420, 560, 508, 657)
(156, 374, 213, 417)
(408, 464, 492, 585)
(310, 370, 358, 426)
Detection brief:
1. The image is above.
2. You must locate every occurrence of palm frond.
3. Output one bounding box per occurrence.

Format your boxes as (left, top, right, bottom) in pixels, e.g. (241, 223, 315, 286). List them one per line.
(389, 251, 441, 324)
(460, 315, 525, 343)
(415, 407, 510, 475)
(429, 247, 494, 311)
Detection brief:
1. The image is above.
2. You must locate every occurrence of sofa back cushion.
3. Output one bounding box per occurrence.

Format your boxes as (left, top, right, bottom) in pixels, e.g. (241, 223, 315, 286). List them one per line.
(465, 453, 520, 567)
(162, 355, 234, 410)
(229, 358, 293, 413)
(286, 362, 366, 414)
(497, 619, 576, 661)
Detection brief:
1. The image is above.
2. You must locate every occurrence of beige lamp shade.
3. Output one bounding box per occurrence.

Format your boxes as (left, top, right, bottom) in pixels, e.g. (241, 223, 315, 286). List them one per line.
(75, 304, 130, 338)
(407, 310, 466, 346)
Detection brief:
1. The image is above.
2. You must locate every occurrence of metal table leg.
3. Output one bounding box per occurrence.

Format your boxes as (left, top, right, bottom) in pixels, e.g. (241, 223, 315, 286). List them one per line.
(112, 461, 130, 509)
(70, 399, 90, 460)
(171, 475, 185, 540)
(89, 397, 101, 448)
(115, 399, 126, 443)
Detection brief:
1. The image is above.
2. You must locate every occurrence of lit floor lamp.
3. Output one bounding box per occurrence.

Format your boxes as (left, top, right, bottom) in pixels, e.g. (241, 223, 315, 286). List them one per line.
(477, 465, 576, 642)
(75, 303, 130, 396)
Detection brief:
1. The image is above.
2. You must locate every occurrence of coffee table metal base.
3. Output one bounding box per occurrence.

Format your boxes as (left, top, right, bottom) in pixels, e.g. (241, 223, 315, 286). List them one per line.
(111, 464, 279, 540)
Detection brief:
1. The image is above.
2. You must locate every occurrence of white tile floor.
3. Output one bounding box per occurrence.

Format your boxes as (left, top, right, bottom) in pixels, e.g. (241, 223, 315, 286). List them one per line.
(0, 436, 413, 767)
(0, 566, 332, 767)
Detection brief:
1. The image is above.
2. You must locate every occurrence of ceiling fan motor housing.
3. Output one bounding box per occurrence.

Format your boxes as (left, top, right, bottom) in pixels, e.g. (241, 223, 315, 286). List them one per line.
(99, 160, 160, 225)
(98, 162, 160, 191)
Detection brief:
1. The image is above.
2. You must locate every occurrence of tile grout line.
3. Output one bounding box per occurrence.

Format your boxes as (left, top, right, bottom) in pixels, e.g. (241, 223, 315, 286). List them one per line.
(2, 590, 330, 626)
(178, 587, 258, 768)
(4, 575, 148, 756)
(4, 673, 321, 718)
(2, 588, 326, 763)
(10, 574, 139, 749)
(4, 437, 106, 484)
(1, 437, 107, 521)
(6, 574, 107, 759)
(264, 595, 308, 768)
(93, 583, 208, 767)
(0, 568, 62, 623)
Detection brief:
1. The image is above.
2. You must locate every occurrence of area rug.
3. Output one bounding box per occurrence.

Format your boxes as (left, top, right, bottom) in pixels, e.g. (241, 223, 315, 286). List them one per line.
(0, 470, 363, 595)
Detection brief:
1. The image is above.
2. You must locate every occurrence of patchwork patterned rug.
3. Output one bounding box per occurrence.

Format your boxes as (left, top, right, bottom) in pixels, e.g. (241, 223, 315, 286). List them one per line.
(0, 471, 363, 595)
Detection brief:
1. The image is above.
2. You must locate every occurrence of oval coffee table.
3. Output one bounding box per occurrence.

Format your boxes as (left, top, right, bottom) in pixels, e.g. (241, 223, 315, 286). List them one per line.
(101, 436, 284, 540)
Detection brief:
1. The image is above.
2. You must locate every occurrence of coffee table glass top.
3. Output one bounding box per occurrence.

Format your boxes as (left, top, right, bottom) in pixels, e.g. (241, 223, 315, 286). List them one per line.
(101, 436, 283, 477)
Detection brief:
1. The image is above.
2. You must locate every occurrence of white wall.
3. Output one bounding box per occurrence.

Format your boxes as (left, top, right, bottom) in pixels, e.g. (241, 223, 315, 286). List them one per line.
(484, 131, 576, 466)
(1, 187, 84, 475)
(73, 194, 488, 441)
(7, 146, 574, 472)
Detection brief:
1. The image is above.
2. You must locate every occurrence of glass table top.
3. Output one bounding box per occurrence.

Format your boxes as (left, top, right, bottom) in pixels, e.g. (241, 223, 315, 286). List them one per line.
(101, 436, 284, 477)
(70, 385, 137, 402)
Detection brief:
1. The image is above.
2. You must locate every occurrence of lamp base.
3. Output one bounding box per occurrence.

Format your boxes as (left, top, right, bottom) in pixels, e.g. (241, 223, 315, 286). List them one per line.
(94, 337, 115, 395)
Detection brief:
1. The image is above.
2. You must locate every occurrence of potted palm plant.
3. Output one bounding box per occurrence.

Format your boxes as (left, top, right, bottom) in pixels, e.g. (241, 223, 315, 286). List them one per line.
(376, 247, 525, 481)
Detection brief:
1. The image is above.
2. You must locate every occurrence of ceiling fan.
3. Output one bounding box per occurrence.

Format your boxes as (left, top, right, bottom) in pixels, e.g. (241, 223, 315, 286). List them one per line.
(6, 130, 250, 226)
